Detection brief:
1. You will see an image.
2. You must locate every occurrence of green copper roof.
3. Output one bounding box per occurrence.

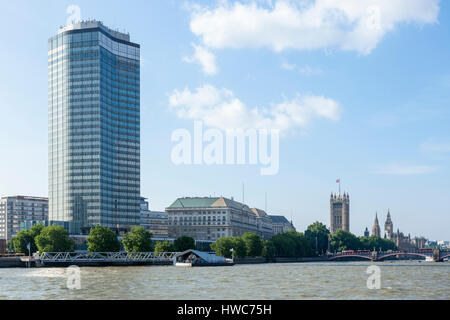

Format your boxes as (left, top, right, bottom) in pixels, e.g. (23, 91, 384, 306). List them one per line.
(166, 197, 257, 215)
(167, 197, 221, 208)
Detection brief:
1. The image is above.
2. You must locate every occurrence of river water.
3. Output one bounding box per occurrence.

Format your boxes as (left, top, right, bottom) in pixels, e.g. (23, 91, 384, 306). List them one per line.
(0, 261, 449, 300)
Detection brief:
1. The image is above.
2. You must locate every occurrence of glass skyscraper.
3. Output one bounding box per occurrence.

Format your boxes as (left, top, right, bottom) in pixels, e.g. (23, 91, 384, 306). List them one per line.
(48, 21, 140, 234)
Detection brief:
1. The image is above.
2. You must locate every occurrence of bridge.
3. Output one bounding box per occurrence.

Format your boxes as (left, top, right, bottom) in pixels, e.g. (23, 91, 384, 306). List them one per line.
(328, 249, 450, 262)
(34, 252, 179, 267)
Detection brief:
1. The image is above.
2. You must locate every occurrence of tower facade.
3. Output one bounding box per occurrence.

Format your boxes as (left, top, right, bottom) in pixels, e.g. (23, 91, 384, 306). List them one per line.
(384, 210, 393, 239)
(48, 21, 140, 234)
(330, 192, 350, 234)
(372, 213, 381, 237)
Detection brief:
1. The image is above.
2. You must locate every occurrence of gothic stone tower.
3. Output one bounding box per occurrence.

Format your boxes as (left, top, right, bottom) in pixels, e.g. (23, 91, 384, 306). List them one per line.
(384, 210, 394, 239)
(372, 212, 381, 237)
(330, 192, 350, 234)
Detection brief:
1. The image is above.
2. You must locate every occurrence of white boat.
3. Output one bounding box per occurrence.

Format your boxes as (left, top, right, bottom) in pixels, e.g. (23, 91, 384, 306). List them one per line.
(425, 256, 434, 262)
(175, 262, 193, 267)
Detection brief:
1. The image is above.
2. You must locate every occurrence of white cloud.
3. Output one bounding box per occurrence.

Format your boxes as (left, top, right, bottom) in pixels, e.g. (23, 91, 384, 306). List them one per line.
(183, 44, 218, 75)
(168, 84, 341, 132)
(189, 0, 440, 55)
(374, 164, 438, 175)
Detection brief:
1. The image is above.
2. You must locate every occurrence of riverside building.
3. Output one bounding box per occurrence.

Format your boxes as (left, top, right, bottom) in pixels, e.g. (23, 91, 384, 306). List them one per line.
(48, 21, 140, 234)
(140, 198, 169, 239)
(0, 196, 48, 241)
(166, 197, 274, 241)
(268, 215, 296, 235)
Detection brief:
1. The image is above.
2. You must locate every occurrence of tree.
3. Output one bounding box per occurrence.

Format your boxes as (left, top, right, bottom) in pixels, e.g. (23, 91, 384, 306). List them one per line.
(30, 223, 45, 239)
(271, 230, 314, 258)
(305, 221, 330, 255)
(11, 223, 46, 254)
(242, 232, 263, 257)
(358, 235, 397, 251)
(7, 239, 14, 253)
(271, 231, 297, 257)
(174, 236, 196, 252)
(86, 226, 121, 252)
(329, 230, 360, 252)
(155, 241, 175, 253)
(231, 237, 247, 258)
(12, 230, 35, 254)
(211, 237, 234, 258)
(122, 227, 153, 252)
(262, 239, 276, 261)
(35, 225, 74, 253)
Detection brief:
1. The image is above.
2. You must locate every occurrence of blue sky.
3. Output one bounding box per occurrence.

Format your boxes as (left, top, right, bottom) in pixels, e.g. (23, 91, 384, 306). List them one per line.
(0, 0, 449, 240)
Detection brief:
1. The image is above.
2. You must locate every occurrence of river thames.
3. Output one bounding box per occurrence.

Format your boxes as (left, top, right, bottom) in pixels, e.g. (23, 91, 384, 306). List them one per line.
(0, 261, 449, 300)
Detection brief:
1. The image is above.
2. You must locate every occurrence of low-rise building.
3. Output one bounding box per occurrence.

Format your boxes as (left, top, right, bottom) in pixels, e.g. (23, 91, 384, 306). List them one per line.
(140, 198, 169, 239)
(166, 196, 272, 241)
(268, 215, 295, 235)
(251, 208, 274, 239)
(0, 196, 48, 241)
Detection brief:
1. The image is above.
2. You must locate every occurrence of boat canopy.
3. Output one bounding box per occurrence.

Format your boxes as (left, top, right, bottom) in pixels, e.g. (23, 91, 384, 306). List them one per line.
(175, 250, 228, 263)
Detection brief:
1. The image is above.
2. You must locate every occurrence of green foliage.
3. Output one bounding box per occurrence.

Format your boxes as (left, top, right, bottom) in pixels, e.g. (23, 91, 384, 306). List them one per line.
(122, 227, 153, 252)
(174, 236, 196, 252)
(13, 230, 36, 254)
(12, 223, 46, 254)
(7, 239, 14, 253)
(35, 225, 75, 253)
(305, 221, 330, 255)
(211, 237, 234, 258)
(86, 226, 121, 252)
(154, 241, 175, 253)
(329, 230, 360, 252)
(271, 230, 314, 258)
(231, 237, 247, 258)
(30, 223, 45, 238)
(261, 239, 276, 261)
(358, 235, 397, 251)
(242, 232, 263, 257)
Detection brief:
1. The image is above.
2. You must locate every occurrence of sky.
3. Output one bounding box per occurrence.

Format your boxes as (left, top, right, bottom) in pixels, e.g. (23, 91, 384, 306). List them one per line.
(0, 0, 449, 240)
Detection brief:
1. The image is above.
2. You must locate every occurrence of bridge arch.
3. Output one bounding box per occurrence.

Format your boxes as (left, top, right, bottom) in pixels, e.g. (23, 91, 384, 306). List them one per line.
(377, 252, 428, 261)
(440, 253, 450, 261)
(328, 254, 372, 261)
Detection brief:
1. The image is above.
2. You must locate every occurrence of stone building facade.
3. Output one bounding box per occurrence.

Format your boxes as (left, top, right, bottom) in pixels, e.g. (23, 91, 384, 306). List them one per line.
(330, 192, 349, 234)
(166, 197, 274, 241)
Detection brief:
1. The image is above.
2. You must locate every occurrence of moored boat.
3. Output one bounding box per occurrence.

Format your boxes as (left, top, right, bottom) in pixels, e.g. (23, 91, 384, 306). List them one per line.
(174, 249, 234, 267)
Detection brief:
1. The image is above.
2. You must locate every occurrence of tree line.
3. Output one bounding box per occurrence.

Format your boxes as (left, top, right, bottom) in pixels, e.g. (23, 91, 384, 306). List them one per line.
(9, 224, 197, 254)
(9, 221, 397, 257)
(210, 221, 397, 260)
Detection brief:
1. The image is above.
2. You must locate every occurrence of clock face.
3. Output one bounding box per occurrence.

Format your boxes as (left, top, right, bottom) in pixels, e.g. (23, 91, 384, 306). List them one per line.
(387, 225, 391, 231)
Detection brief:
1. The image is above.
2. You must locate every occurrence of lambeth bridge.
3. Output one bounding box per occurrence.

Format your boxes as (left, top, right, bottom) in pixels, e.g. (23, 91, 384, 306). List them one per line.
(328, 249, 450, 262)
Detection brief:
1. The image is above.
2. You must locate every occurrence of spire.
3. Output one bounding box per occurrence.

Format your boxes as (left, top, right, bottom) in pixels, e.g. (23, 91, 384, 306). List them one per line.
(372, 212, 381, 237)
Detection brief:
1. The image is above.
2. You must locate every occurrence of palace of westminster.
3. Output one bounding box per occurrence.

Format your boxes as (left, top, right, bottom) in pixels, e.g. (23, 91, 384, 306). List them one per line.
(330, 192, 426, 251)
